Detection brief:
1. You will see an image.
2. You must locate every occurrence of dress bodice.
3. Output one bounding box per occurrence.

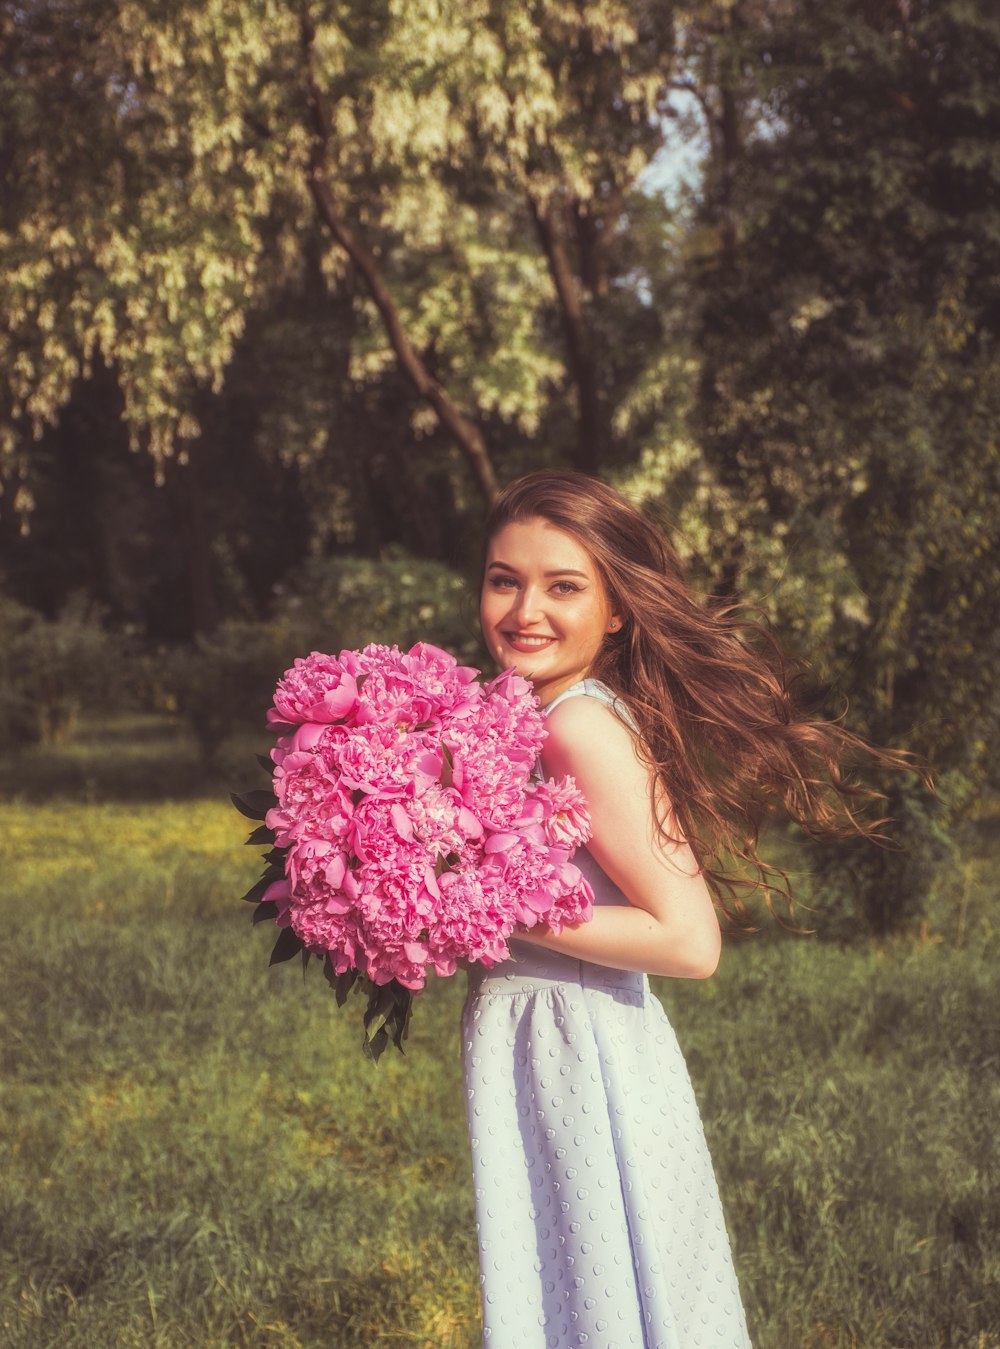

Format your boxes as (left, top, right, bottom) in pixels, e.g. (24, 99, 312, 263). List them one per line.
(466, 677, 639, 997)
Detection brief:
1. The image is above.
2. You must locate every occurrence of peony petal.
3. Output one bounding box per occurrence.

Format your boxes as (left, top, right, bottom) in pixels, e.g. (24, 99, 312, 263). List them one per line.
(389, 802, 415, 842)
(324, 853, 347, 888)
(290, 723, 326, 753)
(484, 832, 519, 854)
(323, 893, 353, 914)
(458, 805, 484, 839)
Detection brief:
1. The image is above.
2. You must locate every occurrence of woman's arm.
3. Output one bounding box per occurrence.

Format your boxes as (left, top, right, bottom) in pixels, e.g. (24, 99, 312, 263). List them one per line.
(515, 695, 722, 979)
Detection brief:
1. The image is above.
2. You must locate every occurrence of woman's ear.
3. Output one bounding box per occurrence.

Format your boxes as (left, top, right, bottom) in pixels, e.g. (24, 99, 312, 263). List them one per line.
(608, 615, 623, 633)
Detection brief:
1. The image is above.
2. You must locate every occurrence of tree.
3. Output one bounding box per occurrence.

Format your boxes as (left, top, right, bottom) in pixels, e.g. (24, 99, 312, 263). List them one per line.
(0, 0, 685, 521)
(683, 0, 1000, 931)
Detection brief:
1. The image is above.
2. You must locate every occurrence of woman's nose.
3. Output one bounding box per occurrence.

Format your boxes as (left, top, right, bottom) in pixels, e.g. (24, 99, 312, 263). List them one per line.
(511, 585, 544, 625)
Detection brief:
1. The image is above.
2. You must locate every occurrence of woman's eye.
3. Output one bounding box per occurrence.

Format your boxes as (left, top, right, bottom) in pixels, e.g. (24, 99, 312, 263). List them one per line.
(552, 581, 579, 596)
(490, 575, 518, 590)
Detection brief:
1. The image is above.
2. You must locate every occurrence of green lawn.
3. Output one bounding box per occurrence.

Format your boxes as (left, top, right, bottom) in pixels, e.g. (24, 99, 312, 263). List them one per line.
(1, 718, 998, 1347)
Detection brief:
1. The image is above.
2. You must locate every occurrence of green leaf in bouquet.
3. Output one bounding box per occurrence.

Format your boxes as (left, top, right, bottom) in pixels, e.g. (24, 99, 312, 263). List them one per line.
(362, 1025, 389, 1064)
(301, 949, 312, 975)
(387, 988, 414, 1053)
(336, 972, 358, 1007)
(269, 925, 303, 966)
(434, 849, 462, 879)
(252, 899, 279, 925)
(262, 846, 288, 869)
(363, 982, 398, 1042)
(231, 789, 278, 820)
(359, 981, 414, 1063)
(241, 875, 275, 905)
(245, 824, 276, 846)
(440, 741, 454, 789)
(323, 962, 360, 1008)
(256, 753, 274, 773)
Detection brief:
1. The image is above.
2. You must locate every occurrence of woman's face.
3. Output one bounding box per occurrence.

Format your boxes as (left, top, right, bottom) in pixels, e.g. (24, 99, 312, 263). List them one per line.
(480, 516, 620, 705)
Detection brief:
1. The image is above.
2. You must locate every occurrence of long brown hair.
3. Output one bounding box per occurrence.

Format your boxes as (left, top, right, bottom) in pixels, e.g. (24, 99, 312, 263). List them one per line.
(485, 470, 921, 926)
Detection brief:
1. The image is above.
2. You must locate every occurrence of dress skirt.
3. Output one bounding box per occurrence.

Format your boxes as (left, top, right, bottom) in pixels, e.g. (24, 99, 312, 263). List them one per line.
(461, 892, 752, 1347)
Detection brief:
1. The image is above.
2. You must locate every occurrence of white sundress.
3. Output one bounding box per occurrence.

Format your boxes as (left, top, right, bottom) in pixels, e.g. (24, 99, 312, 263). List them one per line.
(461, 679, 752, 1349)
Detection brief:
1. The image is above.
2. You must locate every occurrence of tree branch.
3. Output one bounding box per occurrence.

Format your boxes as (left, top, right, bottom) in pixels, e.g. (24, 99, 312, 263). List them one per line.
(299, 10, 498, 504)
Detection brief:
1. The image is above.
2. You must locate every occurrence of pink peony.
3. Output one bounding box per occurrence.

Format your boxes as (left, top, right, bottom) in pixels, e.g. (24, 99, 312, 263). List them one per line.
(266, 748, 354, 847)
(268, 650, 360, 729)
(522, 777, 592, 849)
(318, 722, 414, 799)
(426, 871, 514, 975)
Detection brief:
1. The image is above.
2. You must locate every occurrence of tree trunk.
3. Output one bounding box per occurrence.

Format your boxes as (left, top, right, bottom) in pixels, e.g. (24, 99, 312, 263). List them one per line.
(528, 192, 611, 473)
(166, 451, 218, 636)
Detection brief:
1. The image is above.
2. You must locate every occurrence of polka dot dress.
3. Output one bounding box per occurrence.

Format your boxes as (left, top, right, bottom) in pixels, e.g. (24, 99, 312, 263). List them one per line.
(461, 682, 752, 1348)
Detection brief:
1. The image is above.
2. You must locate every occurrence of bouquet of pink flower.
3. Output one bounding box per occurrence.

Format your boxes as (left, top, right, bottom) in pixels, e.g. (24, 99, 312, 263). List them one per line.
(233, 642, 594, 1060)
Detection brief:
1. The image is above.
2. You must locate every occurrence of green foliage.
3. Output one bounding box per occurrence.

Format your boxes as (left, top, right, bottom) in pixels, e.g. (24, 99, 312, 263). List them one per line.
(0, 591, 129, 748)
(0, 0, 681, 502)
(800, 777, 957, 940)
(0, 592, 38, 747)
(159, 550, 481, 765)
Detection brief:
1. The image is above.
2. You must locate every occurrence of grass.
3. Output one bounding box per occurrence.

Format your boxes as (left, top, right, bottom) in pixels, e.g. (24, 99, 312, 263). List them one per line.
(1, 716, 998, 1347)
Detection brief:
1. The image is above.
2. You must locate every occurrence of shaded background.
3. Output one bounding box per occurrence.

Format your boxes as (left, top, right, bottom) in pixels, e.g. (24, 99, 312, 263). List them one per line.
(1, 1, 998, 1345)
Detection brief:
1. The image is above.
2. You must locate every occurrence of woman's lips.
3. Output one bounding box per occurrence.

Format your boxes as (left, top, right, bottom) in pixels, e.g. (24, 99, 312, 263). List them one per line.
(502, 632, 555, 653)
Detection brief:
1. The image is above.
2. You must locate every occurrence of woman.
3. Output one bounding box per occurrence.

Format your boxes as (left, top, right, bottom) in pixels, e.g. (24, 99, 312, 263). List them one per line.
(462, 471, 911, 1348)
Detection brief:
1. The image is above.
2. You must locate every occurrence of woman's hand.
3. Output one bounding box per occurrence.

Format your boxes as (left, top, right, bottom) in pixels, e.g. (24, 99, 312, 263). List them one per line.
(525, 694, 722, 980)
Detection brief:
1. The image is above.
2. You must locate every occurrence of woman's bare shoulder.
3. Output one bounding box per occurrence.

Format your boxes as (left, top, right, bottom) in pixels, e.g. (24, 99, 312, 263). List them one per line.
(542, 691, 641, 779)
(545, 688, 633, 736)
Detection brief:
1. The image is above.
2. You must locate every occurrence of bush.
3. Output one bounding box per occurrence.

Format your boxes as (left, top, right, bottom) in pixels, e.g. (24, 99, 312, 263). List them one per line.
(0, 592, 131, 748)
(163, 620, 290, 766)
(0, 594, 38, 748)
(799, 776, 953, 940)
(271, 550, 484, 665)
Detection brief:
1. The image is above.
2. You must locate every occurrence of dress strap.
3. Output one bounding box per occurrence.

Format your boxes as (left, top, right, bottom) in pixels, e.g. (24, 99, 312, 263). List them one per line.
(543, 678, 636, 730)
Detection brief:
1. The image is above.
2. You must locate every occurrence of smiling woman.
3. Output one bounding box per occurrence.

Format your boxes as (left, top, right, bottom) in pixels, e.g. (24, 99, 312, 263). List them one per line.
(461, 470, 919, 1349)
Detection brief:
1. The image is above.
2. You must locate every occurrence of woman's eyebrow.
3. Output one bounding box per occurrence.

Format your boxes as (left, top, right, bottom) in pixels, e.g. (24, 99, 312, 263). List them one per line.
(487, 560, 589, 578)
